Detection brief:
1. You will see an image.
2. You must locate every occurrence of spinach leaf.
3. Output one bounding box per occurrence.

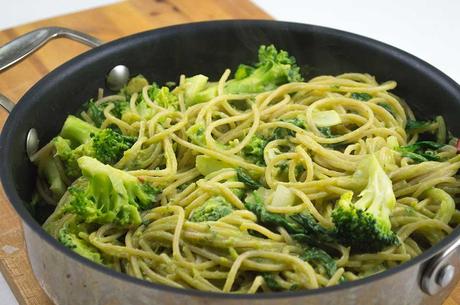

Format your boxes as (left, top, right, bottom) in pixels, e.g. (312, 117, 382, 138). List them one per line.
(378, 103, 396, 117)
(244, 191, 336, 248)
(318, 127, 334, 138)
(405, 119, 431, 132)
(236, 168, 262, 190)
(398, 141, 445, 162)
(351, 92, 372, 101)
(300, 247, 337, 277)
(261, 273, 282, 290)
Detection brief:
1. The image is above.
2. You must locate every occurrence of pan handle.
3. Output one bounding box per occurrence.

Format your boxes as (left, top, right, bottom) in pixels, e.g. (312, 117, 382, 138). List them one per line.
(0, 26, 102, 72)
(0, 26, 102, 112)
(0, 27, 102, 157)
(0, 93, 14, 113)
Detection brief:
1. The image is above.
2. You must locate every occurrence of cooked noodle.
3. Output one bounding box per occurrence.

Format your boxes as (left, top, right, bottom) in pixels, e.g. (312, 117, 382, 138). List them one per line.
(38, 71, 459, 293)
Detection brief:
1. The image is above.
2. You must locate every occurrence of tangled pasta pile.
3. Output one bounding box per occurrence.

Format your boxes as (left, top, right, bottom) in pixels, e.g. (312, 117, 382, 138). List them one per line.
(32, 45, 460, 293)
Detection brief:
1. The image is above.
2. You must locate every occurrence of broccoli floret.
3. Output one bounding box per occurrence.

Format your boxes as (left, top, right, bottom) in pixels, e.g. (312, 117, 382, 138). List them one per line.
(54, 116, 136, 178)
(148, 84, 179, 110)
(123, 75, 149, 96)
(182, 45, 303, 106)
(332, 155, 399, 253)
(241, 135, 268, 166)
(64, 156, 160, 226)
(60, 115, 99, 146)
(181, 75, 217, 107)
(58, 228, 103, 264)
(189, 196, 234, 222)
(53, 137, 87, 178)
(225, 45, 303, 94)
(92, 128, 137, 164)
(186, 123, 206, 146)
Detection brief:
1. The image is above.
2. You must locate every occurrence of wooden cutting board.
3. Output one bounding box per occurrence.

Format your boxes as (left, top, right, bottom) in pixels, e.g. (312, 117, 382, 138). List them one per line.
(0, 1, 458, 305)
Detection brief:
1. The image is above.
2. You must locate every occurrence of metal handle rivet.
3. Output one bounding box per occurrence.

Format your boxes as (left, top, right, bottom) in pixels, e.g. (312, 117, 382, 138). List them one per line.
(26, 128, 39, 160)
(106, 65, 130, 91)
(436, 265, 455, 288)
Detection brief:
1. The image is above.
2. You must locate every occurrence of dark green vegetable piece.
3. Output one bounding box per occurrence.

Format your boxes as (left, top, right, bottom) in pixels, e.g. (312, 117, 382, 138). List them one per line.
(262, 273, 282, 291)
(351, 92, 372, 101)
(378, 103, 396, 117)
(398, 141, 445, 162)
(245, 191, 298, 231)
(300, 247, 337, 277)
(290, 213, 336, 244)
(236, 168, 262, 190)
(64, 156, 160, 226)
(405, 119, 432, 132)
(245, 191, 335, 248)
(84, 99, 129, 127)
(86, 100, 106, 127)
(241, 135, 268, 166)
(189, 196, 234, 222)
(271, 118, 307, 139)
(318, 127, 334, 138)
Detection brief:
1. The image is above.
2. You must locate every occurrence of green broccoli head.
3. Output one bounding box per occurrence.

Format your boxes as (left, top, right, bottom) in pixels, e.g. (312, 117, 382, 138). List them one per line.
(189, 196, 234, 222)
(122, 75, 149, 96)
(332, 155, 399, 253)
(148, 84, 179, 110)
(180, 74, 218, 107)
(64, 156, 160, 226)
(186, 123, 206, 146)
(53, 136, 89, 178)
(225, 45, 303, 94)
(91, 128, 137, 164)
(241, 135, 268, 166)
(58, 228, 103, 264)
(181, 45, 303, 107)
(54, 116, 136, 178)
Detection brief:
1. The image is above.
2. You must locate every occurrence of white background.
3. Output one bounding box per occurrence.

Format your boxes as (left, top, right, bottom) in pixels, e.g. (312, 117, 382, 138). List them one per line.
(1, 1, 460, 304)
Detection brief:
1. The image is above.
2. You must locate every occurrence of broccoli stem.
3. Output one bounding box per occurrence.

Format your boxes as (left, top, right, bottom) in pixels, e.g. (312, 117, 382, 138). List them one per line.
(60, 115, 99, 146)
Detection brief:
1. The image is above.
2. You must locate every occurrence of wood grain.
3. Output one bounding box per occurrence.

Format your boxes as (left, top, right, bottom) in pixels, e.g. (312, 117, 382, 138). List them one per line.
(0, 1, 458, 305)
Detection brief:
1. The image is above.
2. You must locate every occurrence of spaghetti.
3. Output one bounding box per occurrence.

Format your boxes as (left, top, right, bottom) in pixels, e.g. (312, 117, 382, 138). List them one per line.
(34, 55, 460, 293)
